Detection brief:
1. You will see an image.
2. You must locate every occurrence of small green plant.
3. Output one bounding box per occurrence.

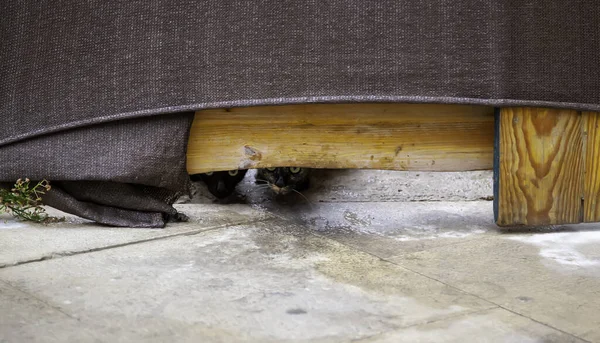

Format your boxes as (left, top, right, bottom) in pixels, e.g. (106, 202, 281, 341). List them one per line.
(0, 178, 60, 223)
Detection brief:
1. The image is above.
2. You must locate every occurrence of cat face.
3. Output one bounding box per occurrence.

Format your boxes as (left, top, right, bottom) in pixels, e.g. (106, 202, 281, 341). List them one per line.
(256, 167, 310, 195)
(191, 169, 247, 198)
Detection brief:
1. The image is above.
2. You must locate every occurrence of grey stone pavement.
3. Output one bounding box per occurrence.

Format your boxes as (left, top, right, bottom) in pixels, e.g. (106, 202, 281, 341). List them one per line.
(2, 170, 600, 342)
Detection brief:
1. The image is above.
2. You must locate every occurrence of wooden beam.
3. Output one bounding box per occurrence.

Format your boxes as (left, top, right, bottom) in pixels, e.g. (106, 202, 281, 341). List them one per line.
(495, 107, 584, 226)
(187, 103, 495, 174)
(584, 111, 600, 222)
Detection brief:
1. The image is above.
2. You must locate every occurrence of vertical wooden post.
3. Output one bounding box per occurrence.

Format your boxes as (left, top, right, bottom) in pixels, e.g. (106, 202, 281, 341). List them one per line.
(494, 107, 584, 226)
(584, 111, 600, 222)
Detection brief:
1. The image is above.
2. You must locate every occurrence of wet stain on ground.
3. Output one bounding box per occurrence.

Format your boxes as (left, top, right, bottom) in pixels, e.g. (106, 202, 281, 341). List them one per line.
(286, 308, 307, 315)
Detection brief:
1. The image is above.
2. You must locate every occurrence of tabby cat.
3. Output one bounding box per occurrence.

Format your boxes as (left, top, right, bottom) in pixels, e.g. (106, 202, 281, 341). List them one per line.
(190, 169, 247, 199)
(256, 167, 310, 195)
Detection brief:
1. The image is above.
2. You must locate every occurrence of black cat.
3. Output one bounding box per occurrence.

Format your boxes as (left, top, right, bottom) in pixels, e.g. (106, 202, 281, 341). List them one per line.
(255, 167, 310, 195)
(190, 170, 248, 199)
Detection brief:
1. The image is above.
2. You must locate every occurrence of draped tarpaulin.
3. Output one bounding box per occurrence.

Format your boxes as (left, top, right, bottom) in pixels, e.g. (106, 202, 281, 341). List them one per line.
(1, 1, 599, 227)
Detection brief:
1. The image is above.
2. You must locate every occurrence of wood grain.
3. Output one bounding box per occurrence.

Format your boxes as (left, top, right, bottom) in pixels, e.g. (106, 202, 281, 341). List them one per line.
(186, 103, 495, 174)
(583, 111, 600, 222)
(495, 107, 584, 226)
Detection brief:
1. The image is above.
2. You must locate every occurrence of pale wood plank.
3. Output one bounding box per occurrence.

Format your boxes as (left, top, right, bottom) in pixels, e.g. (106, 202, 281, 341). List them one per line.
(495, 107, 583, 226)
(186, 103, 495, 174)
(583, 111, 600, 222)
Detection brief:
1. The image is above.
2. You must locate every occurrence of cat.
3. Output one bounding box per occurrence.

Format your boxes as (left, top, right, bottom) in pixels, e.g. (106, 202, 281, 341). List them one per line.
(190, 169, 248, 199)
(255, 167, 310, 195)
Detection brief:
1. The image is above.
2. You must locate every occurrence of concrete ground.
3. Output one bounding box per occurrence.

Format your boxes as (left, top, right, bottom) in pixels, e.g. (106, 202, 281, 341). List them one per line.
(1, 170, 600, 343)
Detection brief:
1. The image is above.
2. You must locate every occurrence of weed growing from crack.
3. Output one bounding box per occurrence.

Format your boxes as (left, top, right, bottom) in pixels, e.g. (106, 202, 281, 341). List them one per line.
(0, 179, 63, 223)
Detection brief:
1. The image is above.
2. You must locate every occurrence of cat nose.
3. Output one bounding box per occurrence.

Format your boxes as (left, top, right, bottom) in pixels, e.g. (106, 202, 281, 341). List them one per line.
(275, 177, 285, 188)
(216, 181, 227, 193)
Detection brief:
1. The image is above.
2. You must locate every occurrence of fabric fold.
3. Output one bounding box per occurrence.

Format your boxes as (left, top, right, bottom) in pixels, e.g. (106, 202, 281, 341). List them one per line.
(0, 114, 194, 227)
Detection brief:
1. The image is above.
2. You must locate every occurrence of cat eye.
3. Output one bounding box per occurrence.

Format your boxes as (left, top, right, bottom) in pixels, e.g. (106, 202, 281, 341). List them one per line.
(289, 167, 301, 174)
(228, 170, 238, 176)
(204, 172, 213, 176)
(266, 167, 276, 171)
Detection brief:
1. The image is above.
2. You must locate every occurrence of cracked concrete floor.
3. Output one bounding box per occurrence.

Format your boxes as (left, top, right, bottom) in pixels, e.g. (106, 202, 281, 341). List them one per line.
(1, 170, 600, 343)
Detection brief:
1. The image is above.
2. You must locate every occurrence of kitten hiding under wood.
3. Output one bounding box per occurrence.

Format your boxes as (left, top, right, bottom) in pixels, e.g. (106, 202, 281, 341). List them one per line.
(190, 170, 247, 199)
(255, 167, 310, 196)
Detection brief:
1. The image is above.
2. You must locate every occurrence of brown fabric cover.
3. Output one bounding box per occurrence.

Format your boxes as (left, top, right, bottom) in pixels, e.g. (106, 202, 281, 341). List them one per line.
(0, 113, 194, 228)
(1, 1, 599, 226)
